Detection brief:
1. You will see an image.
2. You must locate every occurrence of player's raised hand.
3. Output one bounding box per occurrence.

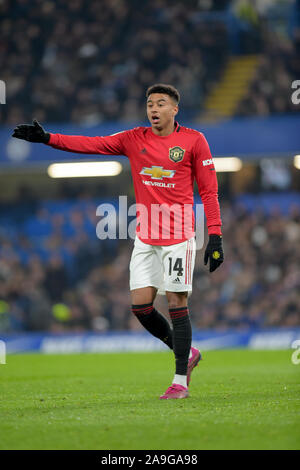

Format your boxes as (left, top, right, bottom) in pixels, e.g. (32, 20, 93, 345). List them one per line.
(12, 119, 50, 143)
(204, 234, 224, 272)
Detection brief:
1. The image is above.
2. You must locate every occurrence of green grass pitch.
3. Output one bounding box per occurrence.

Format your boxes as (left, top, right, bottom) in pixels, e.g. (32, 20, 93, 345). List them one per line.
(0, 350, 299, 450)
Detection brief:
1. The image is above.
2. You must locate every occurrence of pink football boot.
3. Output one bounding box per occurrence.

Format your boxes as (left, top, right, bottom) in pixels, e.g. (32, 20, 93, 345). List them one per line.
(159, 384, 189, 400)
(187, 347, 202, 386)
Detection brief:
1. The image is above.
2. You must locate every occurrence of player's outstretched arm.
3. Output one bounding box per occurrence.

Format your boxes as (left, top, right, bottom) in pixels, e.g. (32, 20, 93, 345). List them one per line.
(12, 120, 127, 155)
(12, 119, 50, 143)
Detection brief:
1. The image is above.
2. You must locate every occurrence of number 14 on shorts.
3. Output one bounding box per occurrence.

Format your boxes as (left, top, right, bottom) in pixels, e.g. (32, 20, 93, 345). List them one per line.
(168, 257, 184, 277)
(167, 237, 195, 287)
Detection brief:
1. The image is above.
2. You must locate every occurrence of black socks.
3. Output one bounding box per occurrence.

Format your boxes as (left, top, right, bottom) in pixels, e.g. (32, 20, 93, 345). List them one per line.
(169, 307, 192, 376)
(132, 303, 192, 376)
(132, 303, 173, 349)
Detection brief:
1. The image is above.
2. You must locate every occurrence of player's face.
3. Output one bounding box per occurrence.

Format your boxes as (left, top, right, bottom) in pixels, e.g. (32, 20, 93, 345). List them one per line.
(146, 93, 178, 131)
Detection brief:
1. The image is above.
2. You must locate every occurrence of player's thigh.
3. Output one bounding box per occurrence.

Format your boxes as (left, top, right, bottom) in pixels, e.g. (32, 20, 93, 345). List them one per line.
(129, 237, 163, 292)
(162, 237, 196, 293)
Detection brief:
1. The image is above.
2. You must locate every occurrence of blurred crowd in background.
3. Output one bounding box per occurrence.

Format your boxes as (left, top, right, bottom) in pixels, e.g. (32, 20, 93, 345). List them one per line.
(0, 194, 299, 333)
(1, 0, 300, 125)
(236, 28, 300, 116)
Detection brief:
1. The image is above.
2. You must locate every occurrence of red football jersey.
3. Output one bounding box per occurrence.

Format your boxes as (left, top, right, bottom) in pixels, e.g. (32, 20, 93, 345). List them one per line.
(47, 122, 222, 245)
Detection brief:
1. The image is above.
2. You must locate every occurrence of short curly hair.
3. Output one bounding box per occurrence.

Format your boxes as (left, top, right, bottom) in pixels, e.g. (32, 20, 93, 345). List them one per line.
(146, 84, 180, 104)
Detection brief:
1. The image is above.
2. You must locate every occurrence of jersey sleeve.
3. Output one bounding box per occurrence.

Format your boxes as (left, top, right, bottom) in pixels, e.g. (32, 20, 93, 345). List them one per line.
(192, 133, 222, 235)
(47, 130, 129, 156)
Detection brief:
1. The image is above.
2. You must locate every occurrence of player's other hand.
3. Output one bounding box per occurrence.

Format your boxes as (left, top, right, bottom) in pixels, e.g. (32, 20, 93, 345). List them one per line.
(12, 119, 50, 143)
(204, 234, 224, 272)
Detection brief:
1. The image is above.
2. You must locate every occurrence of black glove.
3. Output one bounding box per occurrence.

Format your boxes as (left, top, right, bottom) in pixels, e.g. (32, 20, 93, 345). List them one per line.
(204, 234, 224, 272)
(12, 119, 50, 143)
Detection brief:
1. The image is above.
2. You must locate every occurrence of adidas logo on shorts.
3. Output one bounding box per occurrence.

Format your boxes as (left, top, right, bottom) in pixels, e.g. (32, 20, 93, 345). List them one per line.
(172, 277, 182, 284)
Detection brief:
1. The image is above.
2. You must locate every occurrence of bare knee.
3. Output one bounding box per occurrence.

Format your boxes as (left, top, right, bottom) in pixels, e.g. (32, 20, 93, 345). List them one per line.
(131, 286, 157, 305)
(166, 291, 188, 309)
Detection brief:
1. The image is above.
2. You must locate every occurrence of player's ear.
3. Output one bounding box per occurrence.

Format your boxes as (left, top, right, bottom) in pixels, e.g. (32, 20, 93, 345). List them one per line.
(173, 105, 179, 117)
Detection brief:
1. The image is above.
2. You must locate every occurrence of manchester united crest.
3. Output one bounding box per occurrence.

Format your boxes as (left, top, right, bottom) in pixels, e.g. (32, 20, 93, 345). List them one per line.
(169, 146, 185, 163)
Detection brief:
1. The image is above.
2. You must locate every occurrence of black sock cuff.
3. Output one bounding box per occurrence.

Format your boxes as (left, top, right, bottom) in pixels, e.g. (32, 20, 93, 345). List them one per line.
(169, 307, 189, 320)
(132, 303, 154, 316)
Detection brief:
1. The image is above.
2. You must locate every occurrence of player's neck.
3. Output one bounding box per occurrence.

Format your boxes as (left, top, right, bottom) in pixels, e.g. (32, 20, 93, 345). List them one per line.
(151, 120, 176, 137)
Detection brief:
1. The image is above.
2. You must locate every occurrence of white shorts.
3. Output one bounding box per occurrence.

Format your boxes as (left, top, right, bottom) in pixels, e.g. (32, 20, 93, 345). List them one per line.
(129, 236, 196, 295)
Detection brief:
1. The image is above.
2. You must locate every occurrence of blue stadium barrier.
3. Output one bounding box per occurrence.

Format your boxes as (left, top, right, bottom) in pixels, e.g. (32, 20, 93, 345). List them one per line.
(234, 192, 300, 215)
(1, 328, 300, 354)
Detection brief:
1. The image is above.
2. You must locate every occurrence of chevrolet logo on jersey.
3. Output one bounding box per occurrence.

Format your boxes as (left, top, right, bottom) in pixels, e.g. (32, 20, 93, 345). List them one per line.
(140, 166, 176, 180)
